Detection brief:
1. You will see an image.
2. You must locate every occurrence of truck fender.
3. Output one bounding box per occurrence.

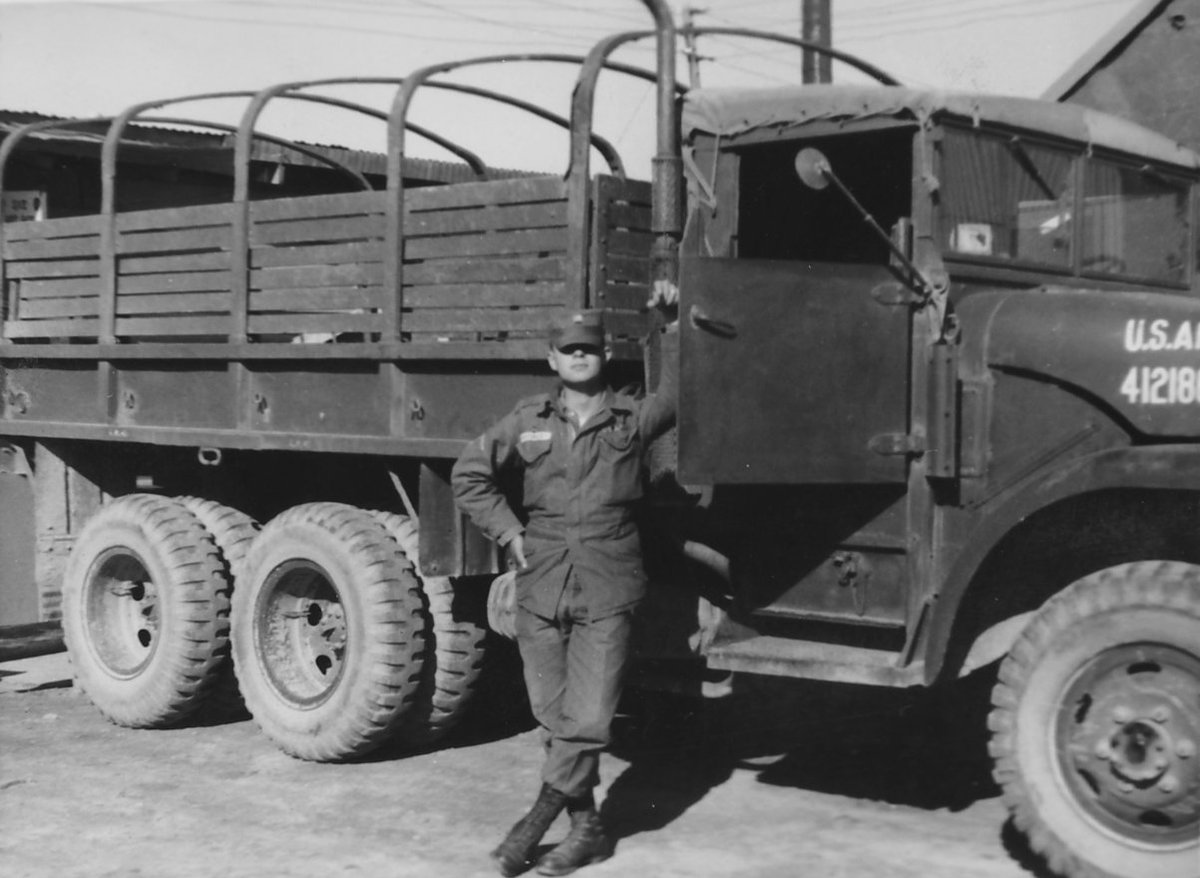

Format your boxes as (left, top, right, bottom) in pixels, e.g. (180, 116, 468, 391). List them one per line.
(923, 443, 1200, 680)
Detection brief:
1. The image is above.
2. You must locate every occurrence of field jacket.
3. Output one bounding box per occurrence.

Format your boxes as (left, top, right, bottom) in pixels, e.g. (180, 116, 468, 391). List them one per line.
(452, 331, 677, 620)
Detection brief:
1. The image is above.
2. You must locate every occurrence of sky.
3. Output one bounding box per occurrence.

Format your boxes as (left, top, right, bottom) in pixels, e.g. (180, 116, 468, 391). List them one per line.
(0, 0, 1146, 176)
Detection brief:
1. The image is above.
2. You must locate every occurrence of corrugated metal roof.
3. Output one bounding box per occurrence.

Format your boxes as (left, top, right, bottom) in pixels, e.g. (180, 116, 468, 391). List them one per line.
(0, 111, 529, 183)
(683, 84, 1200, 169)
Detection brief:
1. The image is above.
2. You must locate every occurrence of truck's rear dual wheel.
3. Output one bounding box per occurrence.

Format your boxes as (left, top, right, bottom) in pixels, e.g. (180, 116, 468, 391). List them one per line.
(61, 494, 229, 727)
(177, 497, 259, 718)
(231, 503, 426, 761)
(371, 512, 489, 745)
(989, 561, 1200, 878)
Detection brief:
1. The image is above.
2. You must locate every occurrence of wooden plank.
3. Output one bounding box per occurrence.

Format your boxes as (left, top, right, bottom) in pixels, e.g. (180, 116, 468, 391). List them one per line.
(14, 296, 99, 320)
(117, 227, 229, 254)
(3, 317, 99, 338)
(119, 252, 230, 275)
(116, 292, 230, 315)
(248, 312, 383, 335)
(114, 315, 231, 336)
(604, 202, 652, 231)
(18, 276, 101, 299)
(403, 281, 566, 309)
(406, 176, 567, 212)
(402, 308, 560, 333)
(250, 215, 383, 246)
(251, 241, 382, 268)
(250, 262, 383, 290)
(2, 214, 104, 241)
(5, 258, 100, 280)
(404, 228, 569, 261)
(115, 202, 236, 232)
(599, 310, 651, 339)
(604, 253, 650, 284)
(5, 236, 102, 260)
(250, 287, 380, 311)
(403, 254, 567, 286)
(250, 190, 387, 222)
(595, 284, 651, 311)
(404, 201, 568, 237)
(118, 271, 233, 295)
(603, 229, 654, 257)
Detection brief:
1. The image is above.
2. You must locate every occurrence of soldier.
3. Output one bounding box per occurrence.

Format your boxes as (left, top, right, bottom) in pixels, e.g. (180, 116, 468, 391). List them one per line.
(452, 284, 678, 876)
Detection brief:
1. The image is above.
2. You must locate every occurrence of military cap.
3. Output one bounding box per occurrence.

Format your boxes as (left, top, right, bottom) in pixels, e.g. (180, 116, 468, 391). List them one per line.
(549, 309, 605, 350)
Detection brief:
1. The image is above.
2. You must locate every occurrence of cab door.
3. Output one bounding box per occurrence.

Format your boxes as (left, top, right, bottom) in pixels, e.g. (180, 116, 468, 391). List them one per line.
(678, 256, 911, 484)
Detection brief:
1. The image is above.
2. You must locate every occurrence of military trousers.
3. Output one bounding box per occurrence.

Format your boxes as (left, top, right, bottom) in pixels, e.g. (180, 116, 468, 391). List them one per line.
(515, 570, 634, 798)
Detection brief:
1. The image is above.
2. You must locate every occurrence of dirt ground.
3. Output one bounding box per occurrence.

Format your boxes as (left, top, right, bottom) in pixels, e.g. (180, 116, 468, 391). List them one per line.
(0, 649, 1050, 878)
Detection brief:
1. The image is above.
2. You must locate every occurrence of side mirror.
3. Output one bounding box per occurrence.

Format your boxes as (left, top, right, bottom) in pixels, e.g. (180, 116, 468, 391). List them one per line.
(794, 147, 832, 191)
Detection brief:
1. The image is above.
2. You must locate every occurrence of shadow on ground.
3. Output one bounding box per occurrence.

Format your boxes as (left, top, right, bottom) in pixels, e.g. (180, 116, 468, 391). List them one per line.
(603, 666, 1002, 842)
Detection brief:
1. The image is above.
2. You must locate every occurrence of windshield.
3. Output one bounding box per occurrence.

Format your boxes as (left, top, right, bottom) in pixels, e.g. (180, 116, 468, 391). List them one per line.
(939, 125, 1192, 285)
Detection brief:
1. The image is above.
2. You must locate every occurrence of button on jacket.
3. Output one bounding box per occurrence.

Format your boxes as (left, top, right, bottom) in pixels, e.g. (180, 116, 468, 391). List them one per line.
(452, 334, 677, 620)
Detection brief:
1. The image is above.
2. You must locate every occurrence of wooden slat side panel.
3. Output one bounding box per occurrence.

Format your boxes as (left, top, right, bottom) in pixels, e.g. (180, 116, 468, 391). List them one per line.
(114, 315, 231, 336)
(404, 227, 569, 261)
(119, 252, 231, 274)
(2, 214, 105, 241)
(118, 272, 234, 295)
(117, 226, 230, 255)
(250, 287, 381, 312)
(13, 296, 99, 320)
(115, 292, 230, 316)
(249, 190, 388, 222)
(250, 215, 384, 246)
(592, 176, 653, 342)
(3, 317, 100, 338)
(405, 201, 569, 237)
(251, 241, 382, 269)
(115, 202, 237, 232)
(5, 236, 102, 260)
(403, 255, 568, 286)
(405, 176, 567, 213)
(247, 312, 383, 336)
(402, 308, 561, 334)
(17, 277, 101, 299)
(5, 258, 100, 280)
(403, 281, 566, 309)
(251, 263, 384, 290)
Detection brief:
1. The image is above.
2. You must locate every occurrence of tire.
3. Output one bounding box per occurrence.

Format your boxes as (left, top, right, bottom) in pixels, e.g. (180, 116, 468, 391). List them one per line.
(232, 503, 426, 761)
(61, 493, 229, 727)
(989, 561, 1200, 878)
(371, 512, 489, 746)
(178, 497, 260, 719)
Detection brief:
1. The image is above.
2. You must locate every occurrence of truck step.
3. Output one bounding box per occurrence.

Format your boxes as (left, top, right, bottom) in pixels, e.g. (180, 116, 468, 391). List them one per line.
(705, 635, 924, 687)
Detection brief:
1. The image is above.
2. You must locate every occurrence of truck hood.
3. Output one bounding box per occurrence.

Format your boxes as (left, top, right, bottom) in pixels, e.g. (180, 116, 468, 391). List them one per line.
(958, 288, 1200, 438)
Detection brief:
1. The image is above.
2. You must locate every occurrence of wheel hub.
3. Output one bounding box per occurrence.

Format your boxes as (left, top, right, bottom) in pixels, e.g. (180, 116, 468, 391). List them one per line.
(85, 548, 160, 676)
(1060, 643, 1199, 845)
(257, 559, 348, 706)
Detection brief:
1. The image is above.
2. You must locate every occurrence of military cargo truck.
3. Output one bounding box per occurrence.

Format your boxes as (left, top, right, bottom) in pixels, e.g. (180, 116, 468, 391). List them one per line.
(0, 3, 1195, 877)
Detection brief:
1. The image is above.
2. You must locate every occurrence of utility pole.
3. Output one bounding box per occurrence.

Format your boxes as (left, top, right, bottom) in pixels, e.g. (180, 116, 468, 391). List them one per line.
(801, 0, 832, 84)
(682, 5, 707, 88)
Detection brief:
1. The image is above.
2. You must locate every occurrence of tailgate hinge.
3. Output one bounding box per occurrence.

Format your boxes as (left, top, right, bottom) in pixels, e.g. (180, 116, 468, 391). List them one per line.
(869, 431, 925, 457)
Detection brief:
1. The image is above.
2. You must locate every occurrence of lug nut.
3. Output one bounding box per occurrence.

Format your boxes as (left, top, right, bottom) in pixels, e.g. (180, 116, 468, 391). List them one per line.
(1095, 740, 1114, 760)
(1158, 775, 1179, 794)
(1112, 706, 1134, 723)
(1151, 707, 1170, 724)
(1177, 739, 1196, 759)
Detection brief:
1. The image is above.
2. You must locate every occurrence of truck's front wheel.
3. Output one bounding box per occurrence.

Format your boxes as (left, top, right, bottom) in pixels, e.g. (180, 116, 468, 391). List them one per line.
(232, 503, 426, 761)
(989, 561, 1200, 878)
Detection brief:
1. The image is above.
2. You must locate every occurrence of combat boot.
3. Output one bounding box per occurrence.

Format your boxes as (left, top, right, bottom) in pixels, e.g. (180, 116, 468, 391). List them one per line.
(534, 804, 613, 876)
(491, 784, 568, 877)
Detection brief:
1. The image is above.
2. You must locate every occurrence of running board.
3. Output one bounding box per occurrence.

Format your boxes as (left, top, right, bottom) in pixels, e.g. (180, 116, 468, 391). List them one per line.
(705, 635, 924, 687)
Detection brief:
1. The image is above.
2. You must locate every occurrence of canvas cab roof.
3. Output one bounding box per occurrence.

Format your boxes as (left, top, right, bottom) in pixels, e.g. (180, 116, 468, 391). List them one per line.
(682, 85, 1200, 171)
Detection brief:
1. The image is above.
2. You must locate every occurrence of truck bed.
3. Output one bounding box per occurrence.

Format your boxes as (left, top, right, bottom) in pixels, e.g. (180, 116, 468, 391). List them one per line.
(0, 174, 654, 455)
